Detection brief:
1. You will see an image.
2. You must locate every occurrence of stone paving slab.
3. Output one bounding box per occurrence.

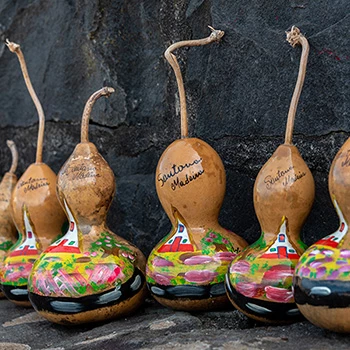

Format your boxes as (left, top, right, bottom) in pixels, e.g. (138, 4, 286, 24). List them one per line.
(0, 299, 349, 349)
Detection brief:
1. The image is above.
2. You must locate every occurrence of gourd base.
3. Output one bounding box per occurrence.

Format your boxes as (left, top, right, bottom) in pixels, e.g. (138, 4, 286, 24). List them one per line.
(294, 276, 350, 332)
(296, 304, 350, 333)
(0, 284, 31, 307)
(28, 269, 147, 325)
(225, 277, 302, 324)
(148, 282, 230, 311)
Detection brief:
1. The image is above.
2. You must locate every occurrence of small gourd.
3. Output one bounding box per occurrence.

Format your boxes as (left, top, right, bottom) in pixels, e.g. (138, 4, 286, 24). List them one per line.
(28, 87, 147, 325)
(225, 27, 314, 323)
(146, 27, 248, 311)
(293, 125, 350, 332)
(0, 141, 19, 297)
(0, 40, 67, 306)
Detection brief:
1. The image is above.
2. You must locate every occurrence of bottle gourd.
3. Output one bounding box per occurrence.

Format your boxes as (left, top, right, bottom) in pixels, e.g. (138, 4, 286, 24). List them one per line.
(0, 141, 19, 297)
(0, 41, 66, 306)
(225, 27, 314, 323)
(28, 87, 147, 325)
(146, 27, 248, 311)
(293, 122, 350, 333)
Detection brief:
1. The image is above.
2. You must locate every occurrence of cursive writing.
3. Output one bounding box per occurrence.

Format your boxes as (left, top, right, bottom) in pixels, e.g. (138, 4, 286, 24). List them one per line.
(170, 170, 205, 191)
(282, 171, 306, 186)
(264, 166, 294, 189)
(63, 165, 101, 180)
(18, 177, 50, 193)
(157, 158, 203, 187)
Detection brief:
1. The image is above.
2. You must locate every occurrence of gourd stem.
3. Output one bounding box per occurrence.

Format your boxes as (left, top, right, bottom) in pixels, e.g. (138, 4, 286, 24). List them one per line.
(6, 140, 18, 174)
(81, 87, 115, 143)
(284, 26, 309, 145)
(6, 40, 45, 163)
(164, 26, 225, 138)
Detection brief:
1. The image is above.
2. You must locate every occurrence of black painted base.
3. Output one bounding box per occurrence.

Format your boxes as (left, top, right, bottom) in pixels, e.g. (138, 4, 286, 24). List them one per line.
(225, 274, 302, 323)
(147, 280, 225, 300)
(294, 276, 350, 308)
(29, 269, 145, 315)
(0, 284, 30, 304)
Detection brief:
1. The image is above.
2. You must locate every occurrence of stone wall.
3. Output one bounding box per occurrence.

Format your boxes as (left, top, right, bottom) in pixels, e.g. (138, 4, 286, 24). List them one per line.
(0, 0, 349, 255)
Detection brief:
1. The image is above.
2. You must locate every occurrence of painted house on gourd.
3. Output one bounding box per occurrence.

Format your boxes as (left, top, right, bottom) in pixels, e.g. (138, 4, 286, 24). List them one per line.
(261, 219, 299, 260)
(158, 220, 195, 253)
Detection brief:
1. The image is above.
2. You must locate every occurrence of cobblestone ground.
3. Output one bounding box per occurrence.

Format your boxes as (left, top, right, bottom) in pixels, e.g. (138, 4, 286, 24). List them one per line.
(0, 298, 349, 350)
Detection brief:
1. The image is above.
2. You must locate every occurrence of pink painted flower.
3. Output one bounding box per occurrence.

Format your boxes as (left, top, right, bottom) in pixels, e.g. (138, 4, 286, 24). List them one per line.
(184, 255, 213, 265)
(322, 250, 334, 256)
(316, 266, 326, 278)
(213, 252, 236, 262)
(263, 265, 293, 283)
(340, 250, 350, 258)
(209, 232, 217, 239)
(184, 270, 217, 283)
(95, 241, 102, 245)
(206, 238, 213, 243)
(91, 252, 98, 257)
(299, 266, 311, 277)
(222, 238, 229, 245)
(107, 266, 123, 283)
(265, 286, 293, 303)
(309, 260, 325, 269)
(230, 261, 250, 274)
(152, 257, 174, 267)
(153, 273, 172, 285)
(308, 249, 321, 256)
(329, 270, 339, 279)
(339, 265, 350, 273)
(235, 282, 261, 298)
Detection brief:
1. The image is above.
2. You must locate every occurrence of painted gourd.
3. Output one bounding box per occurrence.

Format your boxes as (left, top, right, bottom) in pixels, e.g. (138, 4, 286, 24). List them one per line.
(225, 27, 314, 323)
(293, 135, 350, 332)
(28, 87, 147, 325)
(0, 141, 19, 297)
(146, 27, 248, 311)
(0, 40, 67, 306)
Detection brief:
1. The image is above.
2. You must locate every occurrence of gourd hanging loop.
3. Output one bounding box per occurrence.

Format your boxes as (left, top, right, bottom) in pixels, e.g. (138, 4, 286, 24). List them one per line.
(80, 87, 115, 143)
(284, 26, 309, 145)
(6, 140, 18, 174)
(164, 26, 224, 139)
(6, 40, 45, 164)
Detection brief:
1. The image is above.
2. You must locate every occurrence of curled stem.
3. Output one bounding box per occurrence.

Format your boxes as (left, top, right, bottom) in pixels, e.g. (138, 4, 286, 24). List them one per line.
(284, 26, 309, 145)
(6, 39, 45, 163)
(81, 87, 115, 143)
(165, 26, 224, 138)
(6, 140, 18, 174)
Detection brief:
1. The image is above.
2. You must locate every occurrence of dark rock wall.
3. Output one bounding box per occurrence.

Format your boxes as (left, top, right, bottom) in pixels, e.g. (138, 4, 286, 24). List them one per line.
(0, 0, 349, 254)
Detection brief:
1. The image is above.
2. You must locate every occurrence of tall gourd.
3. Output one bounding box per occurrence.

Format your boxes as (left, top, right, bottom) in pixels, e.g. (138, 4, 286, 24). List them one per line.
(146, 27, 248, 311)
(0, 41, 66, 306)
(28, 87, 147, 325)
(225, 27, 314, 323)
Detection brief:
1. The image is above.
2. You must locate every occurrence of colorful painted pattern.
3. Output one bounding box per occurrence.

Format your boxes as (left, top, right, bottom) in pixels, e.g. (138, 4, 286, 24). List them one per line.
(229, 219, 303, 303)
(146, 219, 242, 287)
(28, 200, 135, 297)
(0, 209, 40, 286)
(295, 199, 350, 281)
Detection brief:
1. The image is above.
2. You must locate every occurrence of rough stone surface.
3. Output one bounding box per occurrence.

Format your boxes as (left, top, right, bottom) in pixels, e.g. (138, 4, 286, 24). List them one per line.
(0, 1, 349, 252)
(0, 299, 349, 349)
